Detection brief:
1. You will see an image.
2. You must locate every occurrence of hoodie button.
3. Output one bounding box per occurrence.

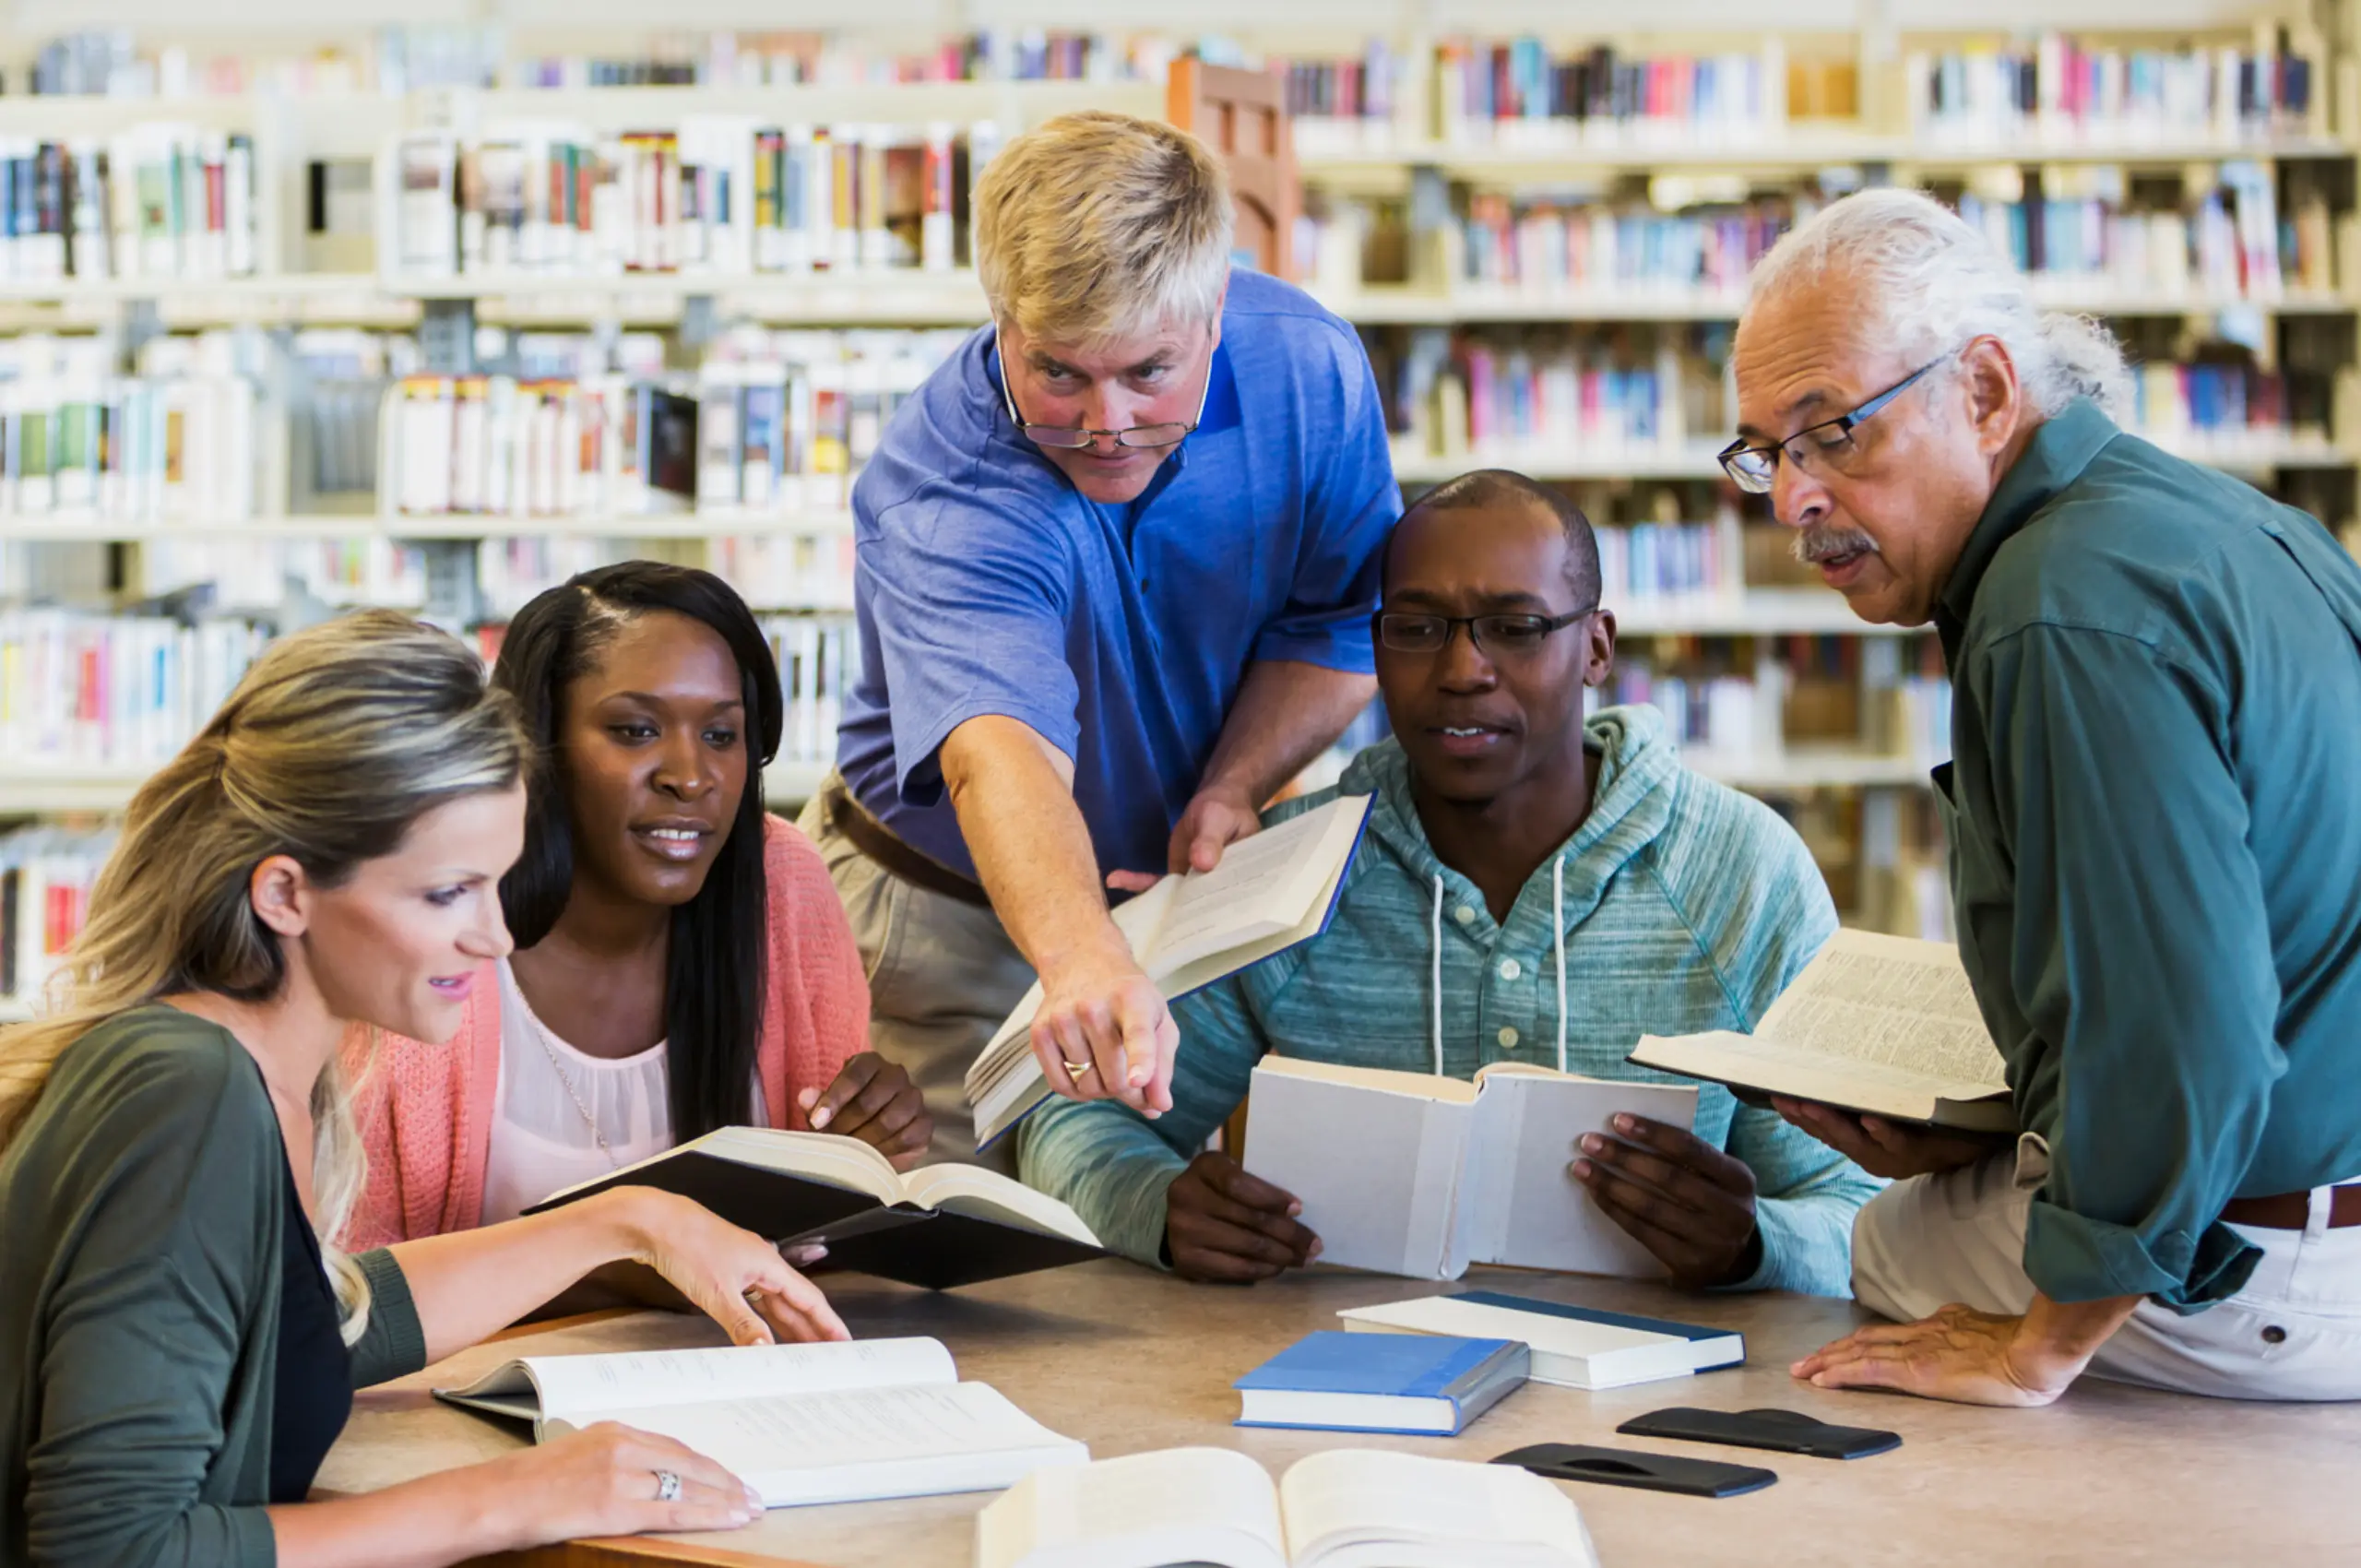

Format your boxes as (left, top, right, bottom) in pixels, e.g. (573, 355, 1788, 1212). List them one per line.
(1499, 957, 1523, 981)
(1454, 905, 1477, 925)
(1497, 1027, 1520, 1050)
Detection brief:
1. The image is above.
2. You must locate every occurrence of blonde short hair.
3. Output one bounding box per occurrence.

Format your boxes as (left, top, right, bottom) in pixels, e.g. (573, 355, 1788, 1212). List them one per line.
(974, 111, 1234, 347)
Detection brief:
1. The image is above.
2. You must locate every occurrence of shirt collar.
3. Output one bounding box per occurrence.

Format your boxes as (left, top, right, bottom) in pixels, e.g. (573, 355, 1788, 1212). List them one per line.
(1936, 398, 2120, 634)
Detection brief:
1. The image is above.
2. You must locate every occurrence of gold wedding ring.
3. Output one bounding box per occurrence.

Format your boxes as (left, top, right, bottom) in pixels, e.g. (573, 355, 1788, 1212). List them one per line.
(1062, 1060, 1096, 1076)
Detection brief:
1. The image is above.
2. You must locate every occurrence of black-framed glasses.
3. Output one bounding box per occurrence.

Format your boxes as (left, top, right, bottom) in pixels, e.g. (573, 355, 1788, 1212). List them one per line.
(1717, 353, 1950, 493)
(999, 346, 1212, 451)
(1372, 607, 1596, 657)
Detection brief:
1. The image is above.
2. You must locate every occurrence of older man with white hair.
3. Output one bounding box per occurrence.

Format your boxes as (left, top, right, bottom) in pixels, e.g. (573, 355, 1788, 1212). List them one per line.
(1727, 187, 2361, 1406)
(806, 113, 1397, 1162)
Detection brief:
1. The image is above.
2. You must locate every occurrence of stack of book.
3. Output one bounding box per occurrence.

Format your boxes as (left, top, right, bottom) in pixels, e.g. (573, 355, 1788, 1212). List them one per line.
(0, 610, 269, 771)
(1906, 31, 2319, 147)
(0, 825, 118, 1012)
(1456, 191, 1804, 299)
(0, 332, 262, 527)
(0, 125, 256, 285)
(388, 119, 995, 282)
(698, 328, 961, 514)
(1953, 162, 2315, 300)
(1370, 327, 1721, 463)
(1284, 42, 1406, 157)
(760, 614, 861, 768)
(1432, 38, 1790, 148)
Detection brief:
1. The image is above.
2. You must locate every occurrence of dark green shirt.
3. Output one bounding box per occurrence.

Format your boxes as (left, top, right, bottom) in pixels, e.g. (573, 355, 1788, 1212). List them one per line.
(1936, 398, 2361, 1310)
(1, 1006, 427, 1568)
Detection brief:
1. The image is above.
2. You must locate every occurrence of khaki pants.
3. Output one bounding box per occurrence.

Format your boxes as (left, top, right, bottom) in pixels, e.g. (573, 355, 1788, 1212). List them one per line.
(1853, 1139, 2361, 1400)
(800, 776, 1035, 1171)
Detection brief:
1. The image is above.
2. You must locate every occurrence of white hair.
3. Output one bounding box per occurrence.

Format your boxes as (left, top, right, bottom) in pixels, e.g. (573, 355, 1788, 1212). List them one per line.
(1743, 187, 2132, 421)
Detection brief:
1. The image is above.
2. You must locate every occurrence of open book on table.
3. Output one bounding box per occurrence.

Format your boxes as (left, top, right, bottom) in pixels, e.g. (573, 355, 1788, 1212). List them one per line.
(522, 1126, 1104, 1289)
(978, 1445, 1596, 1568)
(966, 792, 1373, 1151)
(1242, 1056, 1698, 1281)
(435, 1336, 1085, 1507)
(1628, 928, 2015, 1133)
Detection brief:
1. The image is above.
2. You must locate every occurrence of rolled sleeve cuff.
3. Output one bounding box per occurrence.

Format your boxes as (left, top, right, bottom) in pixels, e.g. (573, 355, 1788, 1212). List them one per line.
(1252, 622, 1376, 674)
(1097, 1160, 1192, 1270)
(351, 1246, 429, 1387)
(2024, 1201, 2262, 1311)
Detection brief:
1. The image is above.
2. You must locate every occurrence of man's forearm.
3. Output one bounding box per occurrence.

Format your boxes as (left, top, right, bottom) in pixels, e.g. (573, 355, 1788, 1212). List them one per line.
(2022, 1291, 2143, 1366)
(1196, 659, 1377, 808)
(941, 715, 1124, 977)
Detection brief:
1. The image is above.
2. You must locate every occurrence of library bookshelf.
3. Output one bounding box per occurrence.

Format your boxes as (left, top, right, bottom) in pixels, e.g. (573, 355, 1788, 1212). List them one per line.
(0, 0, 2357, 978)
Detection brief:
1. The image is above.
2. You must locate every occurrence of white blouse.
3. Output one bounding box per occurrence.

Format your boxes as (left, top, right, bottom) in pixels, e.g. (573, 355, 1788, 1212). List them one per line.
(477, 957, 767, 1226)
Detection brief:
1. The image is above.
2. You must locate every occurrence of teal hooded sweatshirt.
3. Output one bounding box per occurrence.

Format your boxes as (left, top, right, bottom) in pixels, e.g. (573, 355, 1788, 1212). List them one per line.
(1018, 705, 1880, 1295)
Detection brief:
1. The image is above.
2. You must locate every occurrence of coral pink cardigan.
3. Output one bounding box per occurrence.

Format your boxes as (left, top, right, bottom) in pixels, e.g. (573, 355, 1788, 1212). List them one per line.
(341, 814, 867, 1250)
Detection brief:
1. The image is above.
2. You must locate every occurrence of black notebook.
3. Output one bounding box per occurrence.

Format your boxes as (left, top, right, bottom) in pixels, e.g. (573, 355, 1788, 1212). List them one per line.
(522, 1127, 1107, 1290)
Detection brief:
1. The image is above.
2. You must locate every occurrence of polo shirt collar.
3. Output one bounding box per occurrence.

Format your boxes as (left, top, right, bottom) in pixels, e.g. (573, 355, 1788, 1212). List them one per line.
(1937, 397, 2119, 629)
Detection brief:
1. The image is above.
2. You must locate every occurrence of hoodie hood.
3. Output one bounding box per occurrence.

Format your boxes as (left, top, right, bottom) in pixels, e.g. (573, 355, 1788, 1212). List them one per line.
(1341, 703, 1682, 913)
(1331, 704, 1685, 1076)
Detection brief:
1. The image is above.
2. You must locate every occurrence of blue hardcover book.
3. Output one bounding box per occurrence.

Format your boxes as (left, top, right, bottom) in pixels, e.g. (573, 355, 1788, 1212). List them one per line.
(1233, 1331, 1529, 1435)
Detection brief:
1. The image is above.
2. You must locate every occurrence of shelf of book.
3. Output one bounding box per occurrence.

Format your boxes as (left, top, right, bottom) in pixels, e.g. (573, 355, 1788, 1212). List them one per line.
(0, 514, 857, 543)
(1318, 284, 2357, 325)
(0, 755, 835, 821)
(1614, 591, 1913, 638)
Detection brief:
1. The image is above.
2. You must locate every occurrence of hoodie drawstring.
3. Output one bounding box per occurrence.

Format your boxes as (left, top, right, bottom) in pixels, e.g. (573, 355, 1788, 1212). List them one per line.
(1553, 855, 1568, 1074)
(1430, 873, 1445, 1076)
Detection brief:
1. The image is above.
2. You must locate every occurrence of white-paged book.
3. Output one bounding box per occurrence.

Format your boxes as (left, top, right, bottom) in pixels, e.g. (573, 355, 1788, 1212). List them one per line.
(1338, 1289, 1744, 1392)
(965, 793, 1374, 1150)
(1628, 928, 2013, 1132)
(1241, 1056, 1698, 1282)
(978, 1446, 1597, 1568)
(435, 1336, 1084, 1508)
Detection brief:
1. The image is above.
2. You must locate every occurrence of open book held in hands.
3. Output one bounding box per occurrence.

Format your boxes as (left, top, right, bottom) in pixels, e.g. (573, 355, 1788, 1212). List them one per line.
(1628, 929, 2014, 1132)
(521, 1126, 1104, 1289)
(978, 1445, 1597, 1568)
(435, 1336, 1085, 1507)
(1242, 1056, 1698, 1281)
(965, 792, 1374, 1150)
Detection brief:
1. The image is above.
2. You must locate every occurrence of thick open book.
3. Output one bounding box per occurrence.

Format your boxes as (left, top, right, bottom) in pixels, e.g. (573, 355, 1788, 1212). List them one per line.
(1241, 1056, 1698, 1281)
(522, 1126, 1104, 1289)
(435, 1337, 1085, 1507)
(966, 793, 1373, 1150)
(1628, 929, 2014, 1132)
(977, 1445, 1596, 1568)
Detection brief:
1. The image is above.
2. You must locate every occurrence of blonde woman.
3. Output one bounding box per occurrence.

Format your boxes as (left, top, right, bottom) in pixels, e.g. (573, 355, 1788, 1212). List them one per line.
(0, 612, 846, 1568)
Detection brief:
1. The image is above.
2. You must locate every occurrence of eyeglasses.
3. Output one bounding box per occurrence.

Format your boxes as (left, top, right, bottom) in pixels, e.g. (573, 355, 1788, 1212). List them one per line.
(999, 344, 1212, 451)
(1372, 607, 1596, 657)
(1717, 353, 1950, 493)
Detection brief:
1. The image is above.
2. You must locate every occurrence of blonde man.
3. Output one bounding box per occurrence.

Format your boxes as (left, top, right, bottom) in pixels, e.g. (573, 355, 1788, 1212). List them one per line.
(805, 112, 1397, 1162)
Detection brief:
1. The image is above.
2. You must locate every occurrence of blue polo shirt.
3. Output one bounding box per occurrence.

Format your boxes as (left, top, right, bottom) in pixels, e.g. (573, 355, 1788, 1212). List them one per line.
(836, 267, 1398, 881)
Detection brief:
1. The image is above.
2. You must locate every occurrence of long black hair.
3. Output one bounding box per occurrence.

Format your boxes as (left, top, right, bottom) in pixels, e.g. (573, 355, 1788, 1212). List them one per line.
(493, 562, 785, 1142)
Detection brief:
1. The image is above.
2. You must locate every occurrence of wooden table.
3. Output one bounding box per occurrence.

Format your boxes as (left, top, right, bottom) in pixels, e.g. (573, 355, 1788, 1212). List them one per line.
(319, 1260, 2361, 1567)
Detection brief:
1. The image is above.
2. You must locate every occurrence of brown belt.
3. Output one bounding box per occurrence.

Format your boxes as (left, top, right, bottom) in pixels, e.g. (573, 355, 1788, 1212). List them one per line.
(823, 784, 994, 909)
(2221, 1183, 2361, 1231)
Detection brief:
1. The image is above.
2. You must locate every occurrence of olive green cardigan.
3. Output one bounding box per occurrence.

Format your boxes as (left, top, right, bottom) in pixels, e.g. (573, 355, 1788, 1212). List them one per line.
(1, 1006, 428, 1568)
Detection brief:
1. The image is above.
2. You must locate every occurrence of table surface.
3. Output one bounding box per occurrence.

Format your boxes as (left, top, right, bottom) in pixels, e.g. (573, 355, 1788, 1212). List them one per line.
(318, 1260, 2361, 1568)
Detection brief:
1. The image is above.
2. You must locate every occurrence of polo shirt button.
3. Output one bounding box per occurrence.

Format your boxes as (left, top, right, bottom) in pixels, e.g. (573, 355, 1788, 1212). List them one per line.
(2261, 1325, 2288, 1345)
(1499, 958, 1522, 981)
(1454, 905, 1477, 925)
(1497, 1027, 1520, 1050)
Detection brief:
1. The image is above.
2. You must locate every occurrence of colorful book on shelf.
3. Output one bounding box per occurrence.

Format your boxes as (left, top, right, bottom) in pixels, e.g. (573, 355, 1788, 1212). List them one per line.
(1233, 1331, 1528, 1435)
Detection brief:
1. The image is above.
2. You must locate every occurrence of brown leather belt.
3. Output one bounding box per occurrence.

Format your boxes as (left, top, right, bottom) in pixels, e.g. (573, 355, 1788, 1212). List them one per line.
(2221, 1183, 2361, 1230)
(823, 783, 994, 909)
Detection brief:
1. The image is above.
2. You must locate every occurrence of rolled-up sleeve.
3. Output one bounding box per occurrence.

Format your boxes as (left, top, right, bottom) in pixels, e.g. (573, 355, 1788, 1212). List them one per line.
(856, 491, 1079, 806)
(1251, 326, 1397, 672)
(1973, 623, 2274, 1308)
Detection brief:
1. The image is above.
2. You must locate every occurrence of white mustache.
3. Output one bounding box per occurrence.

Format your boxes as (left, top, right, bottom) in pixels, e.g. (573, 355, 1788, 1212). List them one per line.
(1792, 524, 1880, 564)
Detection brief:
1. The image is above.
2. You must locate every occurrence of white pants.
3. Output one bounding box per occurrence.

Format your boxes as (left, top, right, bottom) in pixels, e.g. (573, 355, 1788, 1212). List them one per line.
(1852, 1142, 2361, 1401)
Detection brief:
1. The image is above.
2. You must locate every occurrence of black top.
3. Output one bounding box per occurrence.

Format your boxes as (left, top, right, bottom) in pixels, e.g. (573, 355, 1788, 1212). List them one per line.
(269, 1155, 353, 1503)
